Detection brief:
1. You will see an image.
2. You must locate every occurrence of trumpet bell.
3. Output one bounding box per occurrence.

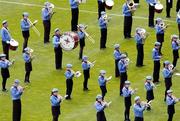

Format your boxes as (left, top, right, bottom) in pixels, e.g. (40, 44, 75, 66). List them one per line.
(75, 71, 81, 77)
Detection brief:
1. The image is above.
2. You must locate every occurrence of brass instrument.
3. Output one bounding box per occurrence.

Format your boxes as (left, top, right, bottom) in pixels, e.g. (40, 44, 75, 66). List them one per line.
(172, 95, 180, 103)
(77, 0, 86, 4)
(105, 76, 112, 82)
(159, 21, 169, 31)
(168, 64, 174, 71)
(127, 0, 136, 15)
(141, 100, 152, 108)
(101, 100, 112, 107)
(129, 87, 138, 95)
(77, 24, 95, 44)
(17, 85, 25, 92)
(103, 14, 111, 23)
(124, 57, 130, 66)
(177, 10, 180, 19)
(71, 69, 81, 77)
(136, 27, 149, 44)
(27, 18, 40, 37)
(87, 60, 96, 68)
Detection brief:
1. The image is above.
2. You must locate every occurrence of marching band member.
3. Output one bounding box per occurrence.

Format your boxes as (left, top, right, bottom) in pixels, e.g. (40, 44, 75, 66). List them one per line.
(163, 61, 173, 101)
(99, 11, 108, 49)
(177, 10, 180, 38)
(98, 70, 108, 100)
(171, 35, 180, 68)
(176, 0, 180, 12)
(20, 12, 31, 52)
(23, 47, 33, 83)
(1, 20, 11, 60)
(11, 79, 24, 121)
(122, 0, 133, 39)
(133, 96, 147, 121)
(70, 0, 79, 31)
(77, 24, 86, 59)
(146, 0, 157, 27)
(166, 0, 173, 18)
(118, 54, 128, 96)
(42, 2, 53, 44)
(50, 88, 62, 121)
(65, 64, 74, 100)
(122, 81, 136, 121)
(155, 18, 167, 55)
(94, 94, 107, 121)
(97, 0, 105, 19)
(52, 28, 62, 70)
(113, 44, 121, 77)
(144, 76, 154, 110)
(0, 54, 12, 92)
(152, 42, 162, 84)
(135, 28, 144, 67)
(166, 90, 179, 121)
(82, 56, 90, 91)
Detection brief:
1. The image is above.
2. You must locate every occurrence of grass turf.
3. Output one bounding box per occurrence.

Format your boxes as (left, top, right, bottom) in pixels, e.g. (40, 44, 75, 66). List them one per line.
(0, 0, 180, 121)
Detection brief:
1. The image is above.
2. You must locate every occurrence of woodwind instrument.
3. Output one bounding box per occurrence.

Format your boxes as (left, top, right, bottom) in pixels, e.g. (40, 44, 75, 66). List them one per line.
(77, 24, 95, 44)
(71, 69, 81, 77)
(27, 18, 40, 36)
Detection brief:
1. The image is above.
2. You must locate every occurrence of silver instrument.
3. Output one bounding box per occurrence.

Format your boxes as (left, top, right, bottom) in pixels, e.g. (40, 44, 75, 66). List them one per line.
(71, 70, 81, 78)
(27, 18, 40, 36)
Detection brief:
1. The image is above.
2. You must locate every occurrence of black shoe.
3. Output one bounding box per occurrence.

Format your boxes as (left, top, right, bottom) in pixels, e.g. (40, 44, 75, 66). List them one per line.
(166, 16, 171, 18)
(83, 88, 89, 91)
(2, 89, 8, 92)
(149, 25, 154, 28)
(65, 96, 71, 100)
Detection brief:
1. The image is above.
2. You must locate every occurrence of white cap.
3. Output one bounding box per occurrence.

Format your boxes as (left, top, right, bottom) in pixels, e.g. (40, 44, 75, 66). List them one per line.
(100, 70, 106, 74)
(167, 90, 173, 94)
(52, 88, 59, 93)
(134, 96, 140, 101)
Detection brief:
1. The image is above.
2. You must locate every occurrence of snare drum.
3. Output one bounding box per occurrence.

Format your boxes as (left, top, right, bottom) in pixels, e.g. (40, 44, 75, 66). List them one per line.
(9, 39, 19, 51)
(155, 3, 163, 13)
(105, 0, 114, 10)
(60, 32, 79, 51)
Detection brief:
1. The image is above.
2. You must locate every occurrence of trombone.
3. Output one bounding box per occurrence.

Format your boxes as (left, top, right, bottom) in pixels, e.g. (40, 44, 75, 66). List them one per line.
(27, 18, 40, 37)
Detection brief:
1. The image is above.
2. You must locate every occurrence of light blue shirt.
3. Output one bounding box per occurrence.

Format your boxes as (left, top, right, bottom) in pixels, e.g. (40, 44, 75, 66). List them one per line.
(78, 31, 85, 40)
(10, 86, 23, 100)
(21, 19, 30, 31)
(53, 35, 60, 48)
(146, 0, 157, 5)
(122, 87, 132, 97)
(95, 101, 105, 112)
(23, 53, 31, 63)
(133, 103, 145, 118)
(166, 95, 176, 106)
(155, 25, 164, 34)
(145, 82, 153, 91)
(42, 8, 51, 21)
(162, 68, 172, 78)
(1, 27, 11, 42)
(152, 48, 161, 61)
(118, 60, 127, 73)
(0, 60, 10, 69)
(98, 76, 106, 86)
(122, 3, 131, 16)
(99, 17, 107, 29)
(65, 70, 74, 79)
(50, 95, 61, 106)
(114, 50, 121, 60)
(69, 0, 78, 9)
(172, 41, 180, 50)
(82, 61, 90, 70)
(135, 34, 143, 44)
(177, 17, 180, 24)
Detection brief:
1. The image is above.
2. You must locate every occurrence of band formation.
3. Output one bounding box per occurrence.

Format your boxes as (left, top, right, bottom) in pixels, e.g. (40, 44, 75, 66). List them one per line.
(0, 0, 180, 121)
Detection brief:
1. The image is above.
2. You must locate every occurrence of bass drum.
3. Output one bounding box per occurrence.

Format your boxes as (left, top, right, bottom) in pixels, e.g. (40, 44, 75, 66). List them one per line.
(60, 32, 79, 51)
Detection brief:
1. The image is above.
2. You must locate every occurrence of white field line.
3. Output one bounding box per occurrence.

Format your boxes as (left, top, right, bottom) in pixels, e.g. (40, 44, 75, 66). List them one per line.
(0, 0, 176, 23)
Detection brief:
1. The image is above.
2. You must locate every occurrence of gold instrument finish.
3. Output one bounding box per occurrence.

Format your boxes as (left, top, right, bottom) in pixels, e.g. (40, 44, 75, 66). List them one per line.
(127, 0, 136, 15)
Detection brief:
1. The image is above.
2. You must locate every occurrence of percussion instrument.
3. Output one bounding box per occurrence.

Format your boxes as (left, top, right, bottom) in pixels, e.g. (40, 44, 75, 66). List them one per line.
(155, 3, 163, 13)
(105, 0, 114, 10)
(9, 39, 19, 51)
(60, 32, 79, 51)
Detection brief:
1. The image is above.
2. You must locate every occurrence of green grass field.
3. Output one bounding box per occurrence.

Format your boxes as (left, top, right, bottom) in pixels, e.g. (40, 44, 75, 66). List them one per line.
(0, 0, 180, 121)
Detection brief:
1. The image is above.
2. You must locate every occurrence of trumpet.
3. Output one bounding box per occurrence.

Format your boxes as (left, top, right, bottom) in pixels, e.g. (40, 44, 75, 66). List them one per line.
(27, 18, 40, 37)
(105, 76, 112, 83)
(129, 87, 138, 95)
(87, 60, 96, 68)
(101, 100, 112, 107)
(71, 69, 81, 77)
(141, 100, 152, 108)
(77, 24, 95, 44)
(127, 0, 136, 15)
(172, 95, 180, 103)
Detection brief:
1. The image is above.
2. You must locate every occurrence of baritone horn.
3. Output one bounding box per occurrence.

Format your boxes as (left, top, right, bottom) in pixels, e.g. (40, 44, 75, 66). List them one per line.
(27, 18, 40, 37)
(127, 0, 137, 15)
